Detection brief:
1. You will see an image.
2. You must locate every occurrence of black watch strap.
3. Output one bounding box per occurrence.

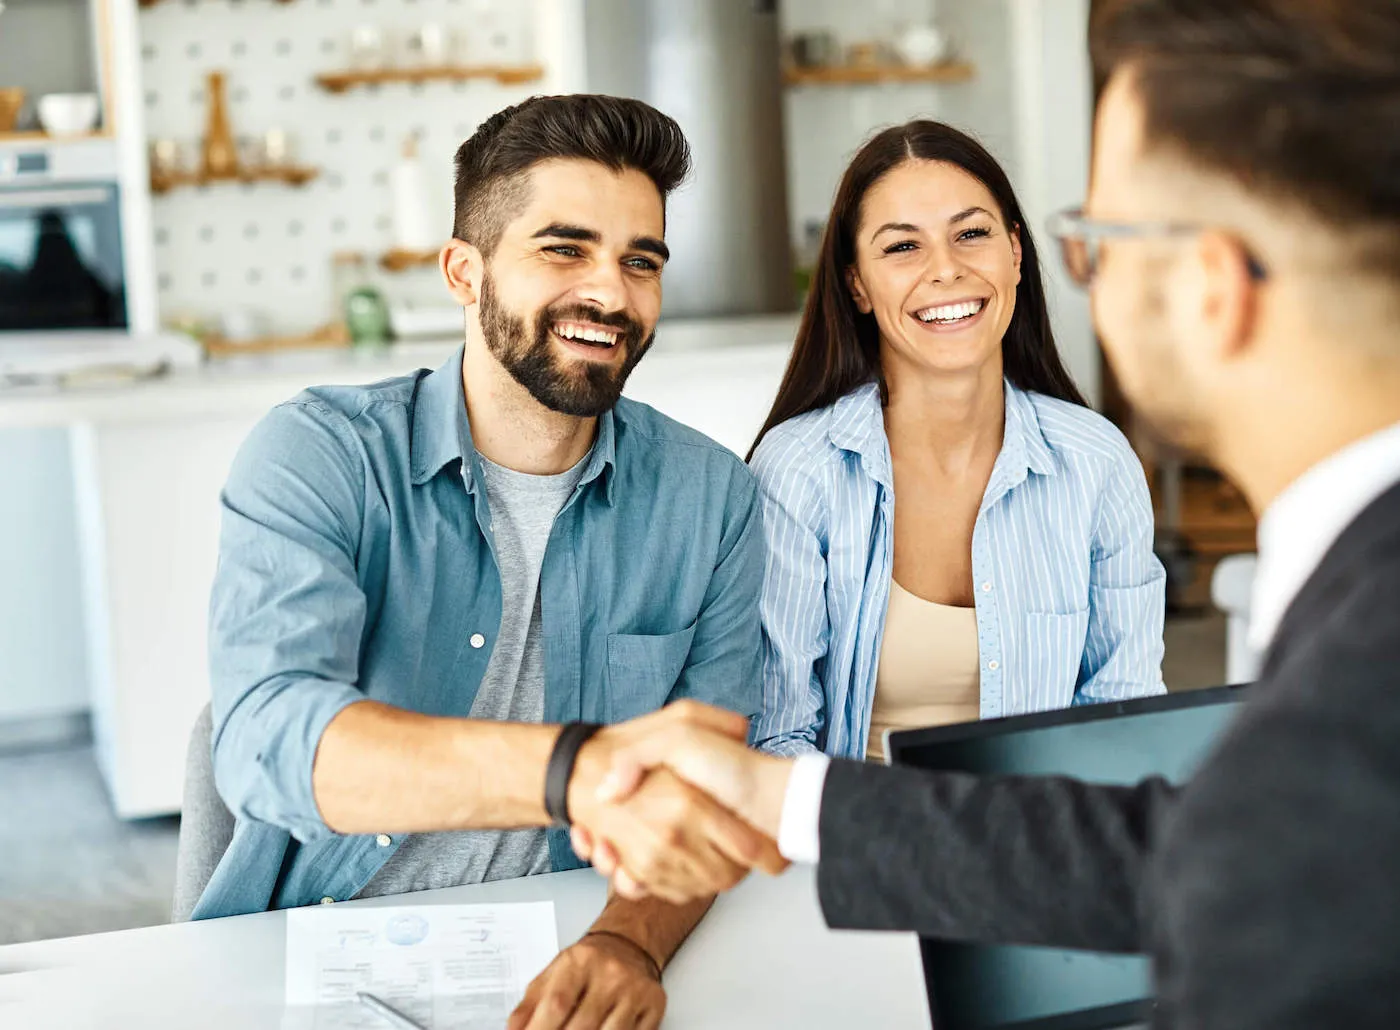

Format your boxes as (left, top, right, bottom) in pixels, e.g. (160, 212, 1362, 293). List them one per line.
(545, 722, 604, 826)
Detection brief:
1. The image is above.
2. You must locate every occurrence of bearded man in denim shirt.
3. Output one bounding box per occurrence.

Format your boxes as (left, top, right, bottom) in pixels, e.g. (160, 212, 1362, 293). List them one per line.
(195, 95, 778, 1030)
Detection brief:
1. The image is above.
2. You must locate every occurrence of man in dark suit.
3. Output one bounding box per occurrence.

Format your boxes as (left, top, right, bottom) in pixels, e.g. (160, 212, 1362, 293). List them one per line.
(569, 1, 1400, 1025)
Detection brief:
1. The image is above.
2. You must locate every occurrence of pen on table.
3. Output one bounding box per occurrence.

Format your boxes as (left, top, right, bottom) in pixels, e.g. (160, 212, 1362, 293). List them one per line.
(356, 991, 428, 1030)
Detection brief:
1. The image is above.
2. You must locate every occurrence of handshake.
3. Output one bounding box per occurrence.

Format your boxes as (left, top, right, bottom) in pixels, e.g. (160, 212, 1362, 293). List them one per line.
(564, 702, 797, 903)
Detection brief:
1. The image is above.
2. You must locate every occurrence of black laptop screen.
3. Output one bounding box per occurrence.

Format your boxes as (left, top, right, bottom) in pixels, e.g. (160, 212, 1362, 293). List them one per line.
(887, 686, 1250, 1030)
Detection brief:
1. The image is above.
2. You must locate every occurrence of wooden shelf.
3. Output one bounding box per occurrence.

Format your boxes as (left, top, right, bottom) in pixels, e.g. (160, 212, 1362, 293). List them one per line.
(783, 61, 975, 87)
(379, 248, 439, 273)
(201, 322, 347, 359)
(0, 130, 112, 144)
(315, 64, 546, 93)
(139, 0, 294, 6)
(149, 164, 319, 195)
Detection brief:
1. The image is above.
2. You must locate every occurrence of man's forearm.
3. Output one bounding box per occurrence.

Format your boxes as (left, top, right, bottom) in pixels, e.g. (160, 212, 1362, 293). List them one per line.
(587, 892, 715, 973)
(312, 700, 560, 834)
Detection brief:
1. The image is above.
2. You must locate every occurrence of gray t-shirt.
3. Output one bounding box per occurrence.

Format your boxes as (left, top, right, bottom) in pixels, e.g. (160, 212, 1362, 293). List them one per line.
(356, 451, 587, 898)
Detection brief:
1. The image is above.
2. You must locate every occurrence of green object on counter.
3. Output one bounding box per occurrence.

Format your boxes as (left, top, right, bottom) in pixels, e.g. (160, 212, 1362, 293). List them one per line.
(345, 285, 391, 347)
(793, 266, 813, 307)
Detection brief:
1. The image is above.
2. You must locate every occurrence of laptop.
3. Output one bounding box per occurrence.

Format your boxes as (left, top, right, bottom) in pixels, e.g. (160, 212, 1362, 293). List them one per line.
(886, 683, 1252, 1030)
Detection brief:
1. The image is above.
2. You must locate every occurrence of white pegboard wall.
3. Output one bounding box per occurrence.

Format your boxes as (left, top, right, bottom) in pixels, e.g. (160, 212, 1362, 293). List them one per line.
(138, 0, 546, 335)
(778, 0, 944, 251)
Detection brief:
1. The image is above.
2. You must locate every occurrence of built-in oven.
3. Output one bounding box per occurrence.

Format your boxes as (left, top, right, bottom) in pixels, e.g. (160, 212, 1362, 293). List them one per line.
(0, 141, 127, 331)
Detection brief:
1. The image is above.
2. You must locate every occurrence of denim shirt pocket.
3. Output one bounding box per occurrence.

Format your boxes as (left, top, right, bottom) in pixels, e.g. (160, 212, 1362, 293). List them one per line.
(604, 622, 698, 723)
(1022, 607, 1091, 708)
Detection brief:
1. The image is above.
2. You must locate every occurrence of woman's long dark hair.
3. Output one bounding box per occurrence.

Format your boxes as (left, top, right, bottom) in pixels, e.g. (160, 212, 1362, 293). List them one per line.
(748, 120, 1086, 460)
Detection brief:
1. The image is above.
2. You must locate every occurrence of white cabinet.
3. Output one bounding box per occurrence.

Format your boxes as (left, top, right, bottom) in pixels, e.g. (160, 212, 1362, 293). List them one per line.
(0, 427, 89, 725)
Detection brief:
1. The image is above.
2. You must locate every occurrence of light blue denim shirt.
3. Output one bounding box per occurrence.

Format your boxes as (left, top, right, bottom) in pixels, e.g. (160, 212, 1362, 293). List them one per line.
(192, 349, 763, 920)
(750, 380, 1165, 759)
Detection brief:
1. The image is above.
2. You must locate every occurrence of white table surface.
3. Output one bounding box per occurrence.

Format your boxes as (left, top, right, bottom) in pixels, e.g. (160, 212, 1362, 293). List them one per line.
(0, 865, 930, 1029)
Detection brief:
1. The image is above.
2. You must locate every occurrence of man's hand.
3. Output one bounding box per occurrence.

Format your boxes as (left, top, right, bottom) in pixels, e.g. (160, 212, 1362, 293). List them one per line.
(570, 708, 796, 895)
(568, 702, 782, 904)
(508, 933, 665, 1030)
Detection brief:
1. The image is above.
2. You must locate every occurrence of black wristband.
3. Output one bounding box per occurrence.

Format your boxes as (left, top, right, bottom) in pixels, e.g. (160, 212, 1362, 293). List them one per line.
(545, 721, 603, 826)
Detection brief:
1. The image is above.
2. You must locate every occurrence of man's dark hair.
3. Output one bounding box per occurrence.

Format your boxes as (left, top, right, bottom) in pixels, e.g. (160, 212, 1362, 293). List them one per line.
(1090, 0, 1400, 274)
(452, 94, 691, 256)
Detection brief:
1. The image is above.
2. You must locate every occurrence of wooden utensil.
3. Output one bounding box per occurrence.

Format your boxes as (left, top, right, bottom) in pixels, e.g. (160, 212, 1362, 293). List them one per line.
(200, 72, 238, 179)
(0, 88, 26, 134)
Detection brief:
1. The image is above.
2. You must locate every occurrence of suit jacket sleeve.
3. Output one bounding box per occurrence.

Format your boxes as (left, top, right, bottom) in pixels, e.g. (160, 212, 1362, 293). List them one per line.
(815, 758, 1178, 953)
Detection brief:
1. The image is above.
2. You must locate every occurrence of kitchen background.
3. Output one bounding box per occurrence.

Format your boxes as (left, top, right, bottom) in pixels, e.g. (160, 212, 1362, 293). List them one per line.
(0, 0, 1250, 945)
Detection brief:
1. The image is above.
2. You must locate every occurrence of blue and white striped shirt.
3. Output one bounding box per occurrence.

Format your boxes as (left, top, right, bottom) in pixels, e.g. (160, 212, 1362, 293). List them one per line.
(750, 380, 1165, 759)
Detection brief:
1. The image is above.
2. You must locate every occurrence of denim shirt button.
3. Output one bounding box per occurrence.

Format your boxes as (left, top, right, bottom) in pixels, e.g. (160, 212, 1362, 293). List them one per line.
(319, 896, 335, 905)
(375, 834, 392, 847)
(470, 633, 485, 649)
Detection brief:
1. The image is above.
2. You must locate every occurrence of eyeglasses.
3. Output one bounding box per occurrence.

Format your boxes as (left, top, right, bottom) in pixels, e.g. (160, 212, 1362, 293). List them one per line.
(1046, 206, 1269, 288)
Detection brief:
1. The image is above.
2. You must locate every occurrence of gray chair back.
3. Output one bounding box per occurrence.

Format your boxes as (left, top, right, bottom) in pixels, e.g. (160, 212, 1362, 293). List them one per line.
(170, 703, 236, 922)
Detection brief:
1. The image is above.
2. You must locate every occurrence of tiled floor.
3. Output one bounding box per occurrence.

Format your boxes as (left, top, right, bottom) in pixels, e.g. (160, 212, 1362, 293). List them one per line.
(0, 741, 179, 946)
(0, 613, 1227, 947)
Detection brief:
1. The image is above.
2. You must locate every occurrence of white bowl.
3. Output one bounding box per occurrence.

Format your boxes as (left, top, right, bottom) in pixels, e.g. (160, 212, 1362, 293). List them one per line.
(895, 25, 950, 68)
(37, 93, 100, 137)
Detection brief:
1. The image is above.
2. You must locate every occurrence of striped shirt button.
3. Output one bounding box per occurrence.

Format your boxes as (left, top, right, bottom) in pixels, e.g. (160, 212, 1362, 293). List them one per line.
(987, 659, 1000, 671)
(981, 582, 992, 592)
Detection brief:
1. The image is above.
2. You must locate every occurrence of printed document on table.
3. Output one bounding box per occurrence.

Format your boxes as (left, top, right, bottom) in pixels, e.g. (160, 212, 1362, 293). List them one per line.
(282, 901, 558, 1030)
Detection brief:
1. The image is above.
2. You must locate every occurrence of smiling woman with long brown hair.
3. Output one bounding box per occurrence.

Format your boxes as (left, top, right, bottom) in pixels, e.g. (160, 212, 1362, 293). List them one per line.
(749, 120, 1166, 761)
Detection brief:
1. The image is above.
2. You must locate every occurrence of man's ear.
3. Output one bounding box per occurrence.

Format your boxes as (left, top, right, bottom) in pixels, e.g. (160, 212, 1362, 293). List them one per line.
(441, 238, 485, 307)
(847, 266, 873, 314)
(1195, 229, 1261, 364)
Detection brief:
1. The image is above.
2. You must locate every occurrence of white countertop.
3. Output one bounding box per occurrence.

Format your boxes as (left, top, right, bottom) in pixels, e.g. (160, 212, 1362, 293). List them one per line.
(0, 865, 930, 1029)
(0, 315, 800, 429)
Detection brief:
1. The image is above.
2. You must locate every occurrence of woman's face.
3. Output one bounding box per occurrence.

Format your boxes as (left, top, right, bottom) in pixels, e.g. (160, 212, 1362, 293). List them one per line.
(848, 159, 1022, 379)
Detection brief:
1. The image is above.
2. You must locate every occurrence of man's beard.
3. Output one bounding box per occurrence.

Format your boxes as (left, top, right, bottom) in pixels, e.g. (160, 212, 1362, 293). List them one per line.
(1101, 280, 1214, 457)
(478, 273, 654, 417)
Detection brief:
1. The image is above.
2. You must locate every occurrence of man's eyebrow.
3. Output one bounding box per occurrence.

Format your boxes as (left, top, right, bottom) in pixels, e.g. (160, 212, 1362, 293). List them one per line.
(631, 235, 670, 262)
(531, 223, 601, 243)
(530, 223, 668, 262)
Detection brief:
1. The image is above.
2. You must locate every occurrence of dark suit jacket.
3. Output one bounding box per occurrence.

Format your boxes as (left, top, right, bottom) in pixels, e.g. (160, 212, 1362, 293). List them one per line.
(817, 481, 1400, 1029)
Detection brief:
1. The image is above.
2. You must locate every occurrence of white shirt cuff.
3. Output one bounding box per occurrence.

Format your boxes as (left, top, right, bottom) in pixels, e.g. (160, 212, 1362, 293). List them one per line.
(777, 752, 831, 864)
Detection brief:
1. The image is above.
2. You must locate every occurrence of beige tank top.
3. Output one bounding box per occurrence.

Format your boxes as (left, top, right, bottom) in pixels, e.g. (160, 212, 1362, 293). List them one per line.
(866, 580, 982, 762)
